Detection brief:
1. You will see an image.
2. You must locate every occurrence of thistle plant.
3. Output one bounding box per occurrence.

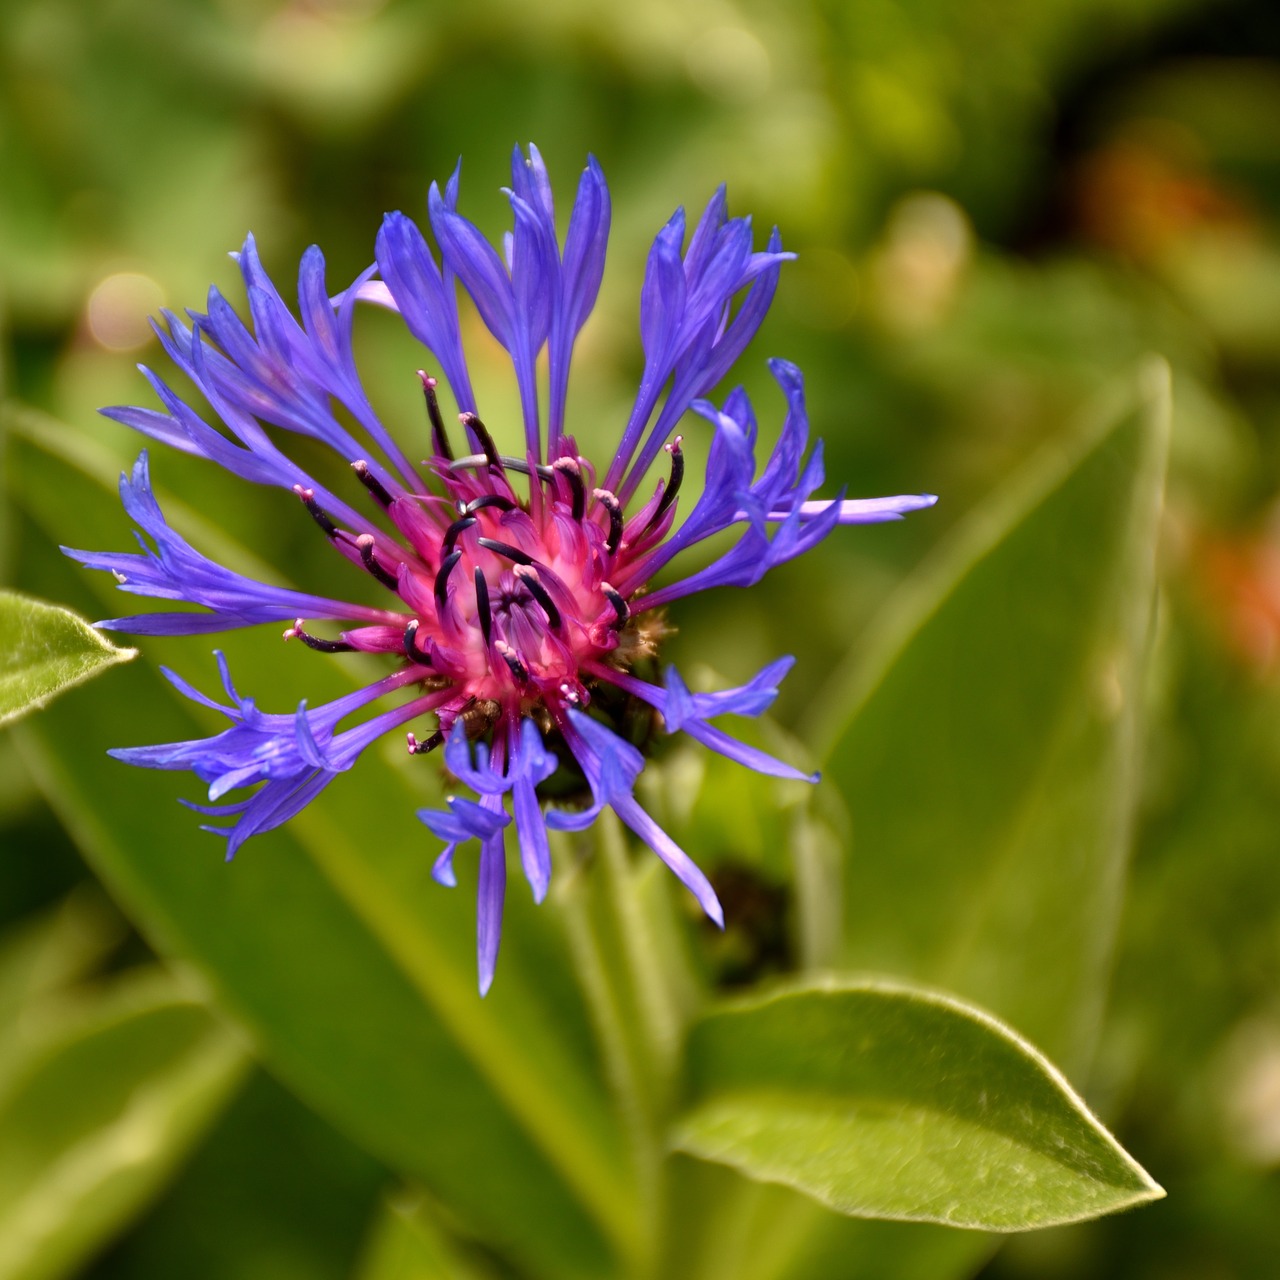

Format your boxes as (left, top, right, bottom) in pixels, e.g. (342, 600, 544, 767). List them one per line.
(65, 145, 932, 992)
(20, 146, 1168, 1275)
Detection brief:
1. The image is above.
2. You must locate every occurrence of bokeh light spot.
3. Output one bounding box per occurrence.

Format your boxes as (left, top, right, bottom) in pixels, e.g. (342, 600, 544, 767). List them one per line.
(86, 273, 165, 353)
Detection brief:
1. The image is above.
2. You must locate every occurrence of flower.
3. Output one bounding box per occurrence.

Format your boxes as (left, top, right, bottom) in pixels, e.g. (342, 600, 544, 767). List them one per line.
(66, 145, 935, 993)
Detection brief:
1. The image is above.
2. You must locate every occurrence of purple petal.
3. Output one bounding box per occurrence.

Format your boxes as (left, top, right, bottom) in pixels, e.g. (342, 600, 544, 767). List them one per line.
(64, 466, 388, 637)
(638, 209, 687, 373)
(418, 794, 511, 845)
(559, 156, 610, 335)
(476, 793, 509, 996)
(429, 196, 516, 349)
(679, 717, 817, 784)
(769, 494, 940, 523)
(432, 844, 459, 887)
(375, 211, 475, 412)
(682, 185, 728, 284)
(611, 792, 723, 928)
(513, 775, 551, 903)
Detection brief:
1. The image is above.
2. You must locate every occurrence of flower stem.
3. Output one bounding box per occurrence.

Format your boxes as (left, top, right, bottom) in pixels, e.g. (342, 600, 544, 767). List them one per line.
(551, 811, 692, 1279)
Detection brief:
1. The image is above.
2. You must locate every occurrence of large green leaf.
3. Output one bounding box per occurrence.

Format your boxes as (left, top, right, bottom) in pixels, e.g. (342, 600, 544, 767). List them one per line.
(101, 1069, 386, 1280)
(656, 1154, 994, 1280)
(354, 1191, 496, 1280)
(655, 367, 1170, 1280)
(672, 978, 1163, 1231)
(0, 891, 125, 1038)
(0, 590, 133, 728)
(7, 406, 635, 1279)
(0, 868, 247, 1280)
(0, 974, 247, 1280)
(811, 363, 1170, 1068)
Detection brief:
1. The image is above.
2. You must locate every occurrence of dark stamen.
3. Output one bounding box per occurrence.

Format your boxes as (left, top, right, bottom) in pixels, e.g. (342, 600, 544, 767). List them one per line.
(499, 646, 529, 684)
(462, 494, 516, 517)
(643, 437, 685, 534)
(435, 549, 462, 608)
(477, 537, 535, 567)
(357, 535, 400, 591)
(284, 621, 355, 653)
(418, 371, 453, 461)
(605, 587, 630, 629)
(594, 488, 623, 555)
(459, 412, 502, 470)
(294, 485, 338, 539)
(351, 459, 393, 508)
(407, 729, 445, 755)
(518, 569, 562, 631)
(450, 454, 555, 483)
(473, 568, 492, 645)
(442, 515, 476, 556)
(553, 458, 586, 520)
(403, 619, 433, 665)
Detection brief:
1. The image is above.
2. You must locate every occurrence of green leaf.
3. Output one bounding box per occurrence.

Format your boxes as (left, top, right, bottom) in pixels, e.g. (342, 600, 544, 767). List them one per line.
(672, 977, 1163, 1231)
(657, 368, 1170, 1279)
(354, 1191, 495, 1280)
(0, 974, 248, 1280)
(0, 591, 134, 729)
(811, 362, 1170, 1068)
(0, 892, 246, 1279)
(7, 406, 635, 1279)
(657, 1156, 994, 1280)
(0, 891, 126, 1035)
(101, 1070, 386, 1280)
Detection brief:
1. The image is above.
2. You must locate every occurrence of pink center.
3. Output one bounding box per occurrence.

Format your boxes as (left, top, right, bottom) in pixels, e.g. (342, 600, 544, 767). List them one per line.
(393, 462, 624, 712)
(308, 432, 679, 754)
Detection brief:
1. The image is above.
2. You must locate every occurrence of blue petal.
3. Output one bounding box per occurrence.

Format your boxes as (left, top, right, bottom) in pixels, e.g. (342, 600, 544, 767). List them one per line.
(559, 157, 610, 334)
(638, 209, 687, 372)
(64, 451, 382, 633)
(679, 717, 817, 784)
(418, 793, 511, 845)
(684, 655, 796, 721)
(510, 143, 555, 223)
(611, 792, 724, 928)
(513, 773, 551, 903)
(432, 844, 459, 887)
(548, 155, 610, 443)
(375, 211, 475, 412)
(429, 193, 516, 349)
(682, 185, 728, 285)
(476, 803, 508, 996)
(512, 716, 558, 783)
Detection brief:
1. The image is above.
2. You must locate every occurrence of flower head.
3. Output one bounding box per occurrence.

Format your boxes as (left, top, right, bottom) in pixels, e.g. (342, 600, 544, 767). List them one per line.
(67, 145, 934, 993)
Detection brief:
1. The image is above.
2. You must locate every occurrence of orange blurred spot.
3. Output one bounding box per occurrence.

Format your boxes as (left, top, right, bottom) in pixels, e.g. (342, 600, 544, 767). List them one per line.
(1075, 136, 1253, 262)
(1198, 530, 1280, 674)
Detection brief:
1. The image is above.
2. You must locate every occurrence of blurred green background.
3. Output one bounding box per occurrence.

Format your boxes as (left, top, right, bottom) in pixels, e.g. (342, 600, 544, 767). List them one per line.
(4, 0, 1280, 1276)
